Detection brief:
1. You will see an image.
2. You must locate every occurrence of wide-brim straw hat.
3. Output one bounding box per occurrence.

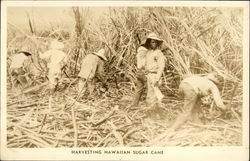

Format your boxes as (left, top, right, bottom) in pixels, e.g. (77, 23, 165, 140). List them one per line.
(147, 33, 164, 42)
(18, 47, 32, 55)
(205, 72, 220, 84)
(93, 49, 107, 61)
(141, 32, 164, 45)
(50, 40, 64, 50)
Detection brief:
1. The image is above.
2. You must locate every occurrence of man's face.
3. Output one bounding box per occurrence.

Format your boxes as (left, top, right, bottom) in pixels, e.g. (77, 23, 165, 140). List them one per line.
(150, 39, 158, 49)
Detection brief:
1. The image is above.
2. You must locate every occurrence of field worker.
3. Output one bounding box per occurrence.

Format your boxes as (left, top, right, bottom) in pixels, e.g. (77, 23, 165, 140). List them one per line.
(129, 42, 149, 107)
(78, 48, 107, 97)
(170, 72, 227, 131)
(10, 47, 33, 90)
(144, 33, 166, 118)
(39, 39, 67, 94)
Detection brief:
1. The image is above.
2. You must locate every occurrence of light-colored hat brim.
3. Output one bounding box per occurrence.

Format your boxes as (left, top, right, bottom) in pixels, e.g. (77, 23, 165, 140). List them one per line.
(93, 52, 107, 61)
(147, 33, 163, 42)
(147, 36, 163, 42)
(141, 35, 163, 46)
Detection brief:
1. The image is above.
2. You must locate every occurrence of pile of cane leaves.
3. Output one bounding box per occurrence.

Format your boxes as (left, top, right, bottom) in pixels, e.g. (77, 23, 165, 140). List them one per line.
(7, 80, 242, 148)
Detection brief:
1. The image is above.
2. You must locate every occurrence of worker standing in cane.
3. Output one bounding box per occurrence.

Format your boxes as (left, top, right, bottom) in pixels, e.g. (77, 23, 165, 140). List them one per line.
(130, 33, 166, 113)
(39, 39, 67, 95)
(78, 48, 107, 98)
(144, 33, 166, 119)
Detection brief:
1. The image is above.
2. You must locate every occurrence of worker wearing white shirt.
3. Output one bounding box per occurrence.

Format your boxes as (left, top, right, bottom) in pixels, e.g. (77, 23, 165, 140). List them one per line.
(130, 33, 166, 111)
(39, 40, 67, 94)
(10, 48, 32, 90)
(145, 48, 165, 106)
(143, 33, 166, 119)
(78, 48, 107, 97)
(171, 73, 227, 130)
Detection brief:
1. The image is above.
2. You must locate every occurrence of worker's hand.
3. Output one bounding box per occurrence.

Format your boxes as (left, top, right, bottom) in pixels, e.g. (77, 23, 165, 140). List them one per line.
(137, 69, 149, 75)
(137, 69, 145, 76)
(220, 109, 232, 120)
(219, 105, 231, 119)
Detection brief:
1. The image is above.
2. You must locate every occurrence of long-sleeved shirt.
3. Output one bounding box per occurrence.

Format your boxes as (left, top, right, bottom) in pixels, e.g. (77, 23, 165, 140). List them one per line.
(145, 49, 165, 82)
(78, 54, 105, 80)
(136, 46, 148, 69)
(40, 49, 66, 73)
(182, 76, 225, 108)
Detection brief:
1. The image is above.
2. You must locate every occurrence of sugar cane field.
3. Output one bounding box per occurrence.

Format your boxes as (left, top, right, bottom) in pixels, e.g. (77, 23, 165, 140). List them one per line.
(6, 7, 243, 148)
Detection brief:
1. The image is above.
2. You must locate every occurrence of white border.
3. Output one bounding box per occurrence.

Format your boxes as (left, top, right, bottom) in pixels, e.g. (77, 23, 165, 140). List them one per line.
(1, 0, 249, 7)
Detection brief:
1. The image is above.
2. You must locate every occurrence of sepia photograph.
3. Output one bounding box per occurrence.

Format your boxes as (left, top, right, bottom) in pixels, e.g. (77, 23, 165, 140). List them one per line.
(1, 1, 249, 161)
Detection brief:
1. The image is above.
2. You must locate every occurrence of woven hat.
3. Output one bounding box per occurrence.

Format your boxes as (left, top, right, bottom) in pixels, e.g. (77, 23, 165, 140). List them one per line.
(18, 47, 32, 55)
(146, 33, 163, 42)
(50, 40, 64, 50)
(93, 49, 107, 61)
(206, 72, 220, 84)
(141, 32, 163, 45)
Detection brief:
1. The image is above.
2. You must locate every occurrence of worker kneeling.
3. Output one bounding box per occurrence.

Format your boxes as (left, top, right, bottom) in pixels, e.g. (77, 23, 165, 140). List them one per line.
(170, 72, 227, 131)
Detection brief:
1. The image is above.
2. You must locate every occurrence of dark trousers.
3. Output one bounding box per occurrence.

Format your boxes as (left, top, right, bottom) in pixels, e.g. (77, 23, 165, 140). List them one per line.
(131, 73, 147, 106)
(11, 68, 29, 89)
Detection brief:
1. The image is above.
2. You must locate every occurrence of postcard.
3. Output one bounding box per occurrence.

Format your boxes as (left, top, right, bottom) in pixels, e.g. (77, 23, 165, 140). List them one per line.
(1, 1, 249, 161)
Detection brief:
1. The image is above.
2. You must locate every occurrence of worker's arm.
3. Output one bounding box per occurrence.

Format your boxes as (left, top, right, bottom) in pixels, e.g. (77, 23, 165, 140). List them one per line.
(97, 60, 106, 84)
(210, 84, 226, 110)
(59, 52, 68, 69)
(155, 50, 166, 83)
(136, 46, 147, 70)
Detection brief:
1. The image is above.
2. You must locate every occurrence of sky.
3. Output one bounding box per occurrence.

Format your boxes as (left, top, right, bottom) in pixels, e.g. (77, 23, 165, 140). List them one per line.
(7, 7, 109, 31)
